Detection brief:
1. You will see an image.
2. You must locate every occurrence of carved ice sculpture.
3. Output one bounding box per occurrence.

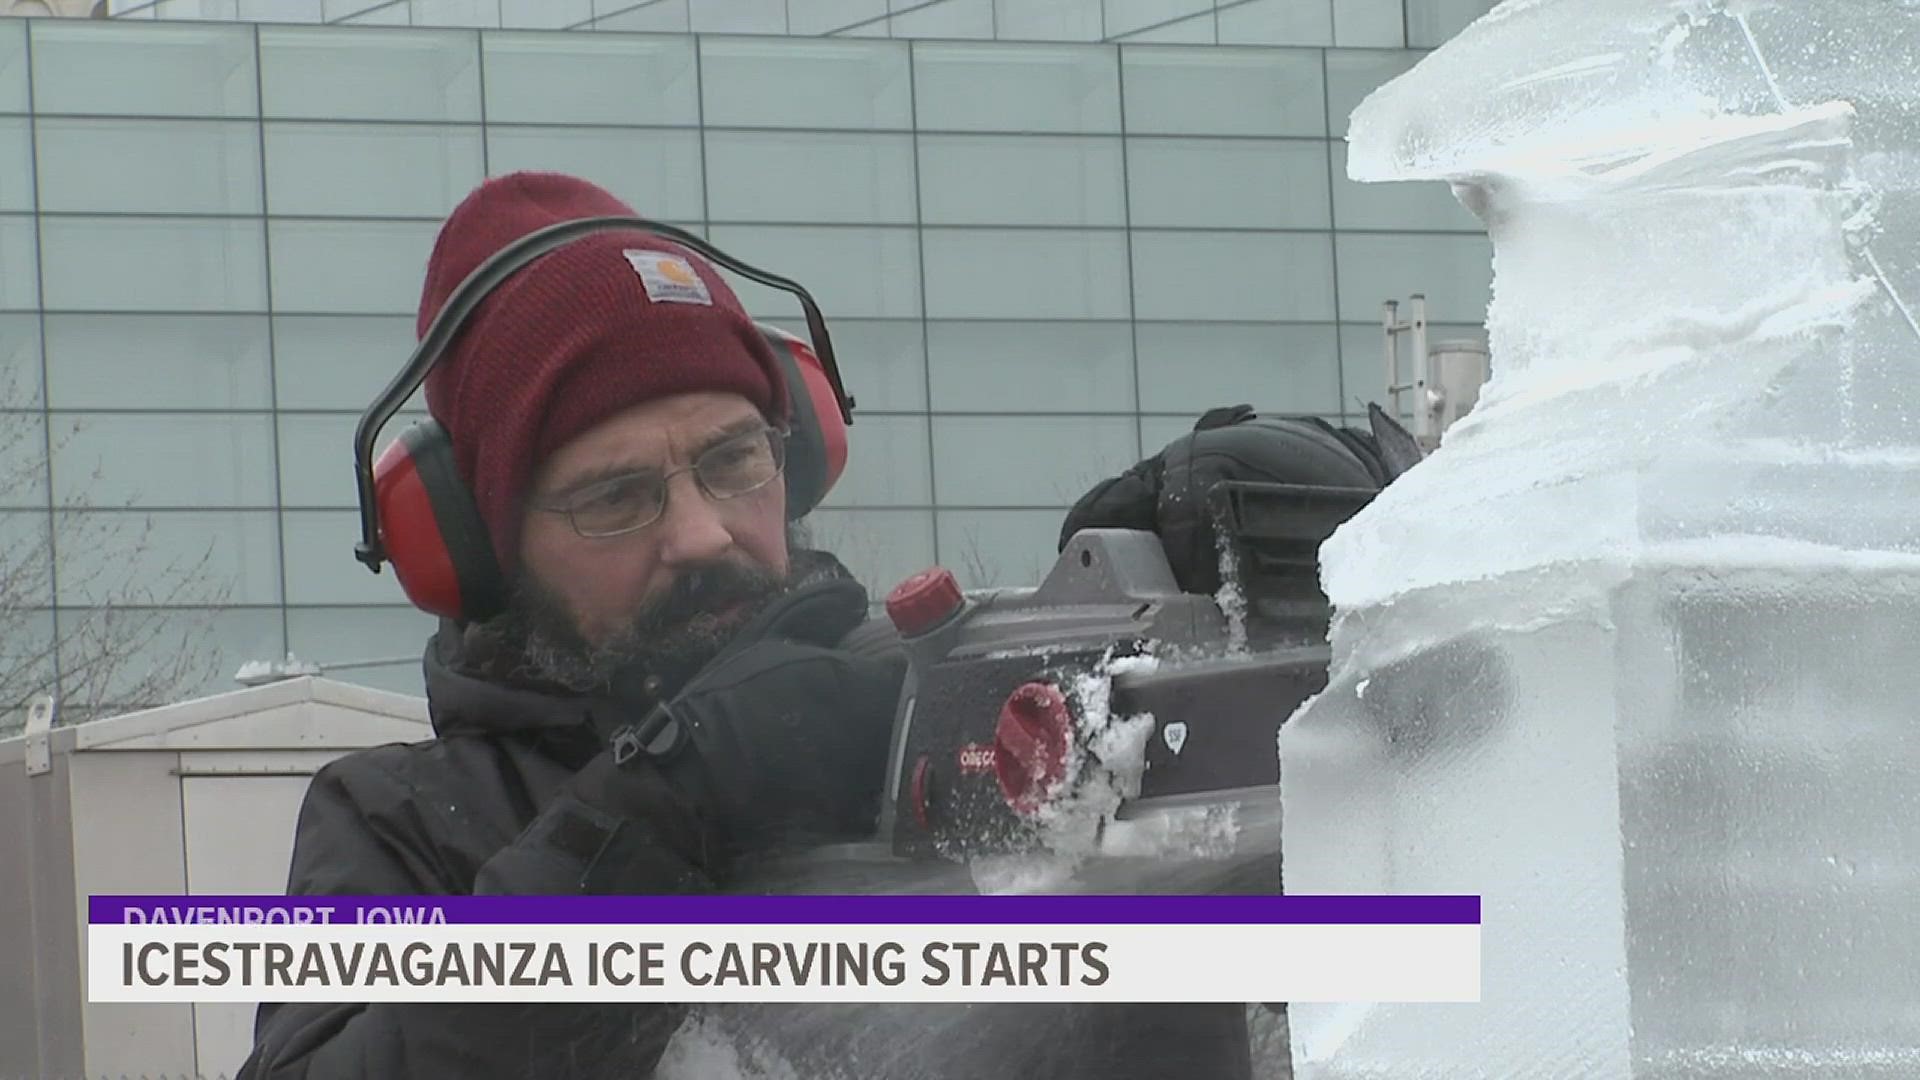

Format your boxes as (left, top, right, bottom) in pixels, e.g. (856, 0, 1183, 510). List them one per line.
(1280, 2, 1920, 1076)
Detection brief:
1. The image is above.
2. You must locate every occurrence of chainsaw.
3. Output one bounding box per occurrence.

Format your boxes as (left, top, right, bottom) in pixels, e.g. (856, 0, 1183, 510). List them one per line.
(726, 479, 1378, 900)
(882, 481, 1382, 889)
(722, 401, 1423, 897)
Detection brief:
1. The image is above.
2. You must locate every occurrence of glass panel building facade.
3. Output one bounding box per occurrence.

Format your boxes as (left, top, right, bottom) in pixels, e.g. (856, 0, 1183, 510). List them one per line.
(1, 9, 1494, 709)
(103, 0, 1496, 46)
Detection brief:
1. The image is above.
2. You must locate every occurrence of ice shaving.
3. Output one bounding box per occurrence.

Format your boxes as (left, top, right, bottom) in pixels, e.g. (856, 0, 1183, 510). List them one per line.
(1281, 0, 1920, 1076)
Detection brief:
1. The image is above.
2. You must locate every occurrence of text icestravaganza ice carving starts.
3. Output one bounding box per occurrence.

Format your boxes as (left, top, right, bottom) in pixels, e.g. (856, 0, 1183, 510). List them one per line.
(121, 939, 1112, 989)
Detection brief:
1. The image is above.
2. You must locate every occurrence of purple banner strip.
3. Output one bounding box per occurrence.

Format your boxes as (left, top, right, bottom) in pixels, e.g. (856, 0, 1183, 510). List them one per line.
(89, 894, 1479, 926)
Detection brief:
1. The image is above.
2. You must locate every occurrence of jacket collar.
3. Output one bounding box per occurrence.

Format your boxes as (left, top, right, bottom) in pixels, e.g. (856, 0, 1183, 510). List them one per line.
(420, 548, 860, 743)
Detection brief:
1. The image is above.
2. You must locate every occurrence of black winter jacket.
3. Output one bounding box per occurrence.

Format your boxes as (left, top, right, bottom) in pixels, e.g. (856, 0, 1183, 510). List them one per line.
(235, 626, 694, 1079)
(236, 559, 1252, 1080)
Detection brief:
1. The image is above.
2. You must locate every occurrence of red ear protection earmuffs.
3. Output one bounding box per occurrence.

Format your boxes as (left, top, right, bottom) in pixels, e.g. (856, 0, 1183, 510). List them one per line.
(763, 324, 850, 510)
(352, 216, 856, 624)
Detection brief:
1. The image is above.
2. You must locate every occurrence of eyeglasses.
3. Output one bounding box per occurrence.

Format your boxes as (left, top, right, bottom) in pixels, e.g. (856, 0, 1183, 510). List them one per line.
(533, 425, 789, 538)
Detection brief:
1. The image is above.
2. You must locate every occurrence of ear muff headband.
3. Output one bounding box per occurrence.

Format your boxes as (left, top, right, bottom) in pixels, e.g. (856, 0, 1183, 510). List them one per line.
(352, 215, 858, 579)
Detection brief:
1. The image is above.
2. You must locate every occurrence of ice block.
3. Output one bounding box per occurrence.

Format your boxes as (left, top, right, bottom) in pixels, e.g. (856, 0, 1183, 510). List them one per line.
(1281, 2, 1920, 1076)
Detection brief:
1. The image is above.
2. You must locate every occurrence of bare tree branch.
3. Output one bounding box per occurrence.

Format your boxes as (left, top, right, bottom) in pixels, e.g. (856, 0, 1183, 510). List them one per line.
(955, 528, 1001, 590)
(1, 368, 230, 733)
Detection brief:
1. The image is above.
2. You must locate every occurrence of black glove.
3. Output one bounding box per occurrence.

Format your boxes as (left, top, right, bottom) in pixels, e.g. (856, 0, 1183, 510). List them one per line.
(589, 579, 905, 858)
(484, 581, 904, 895)
(659, 579, 907, 856)
(1060, 404, 1413, 594)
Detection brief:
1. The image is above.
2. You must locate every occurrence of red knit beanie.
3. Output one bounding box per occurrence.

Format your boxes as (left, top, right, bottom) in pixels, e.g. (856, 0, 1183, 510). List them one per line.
(417, 172, 789, 576)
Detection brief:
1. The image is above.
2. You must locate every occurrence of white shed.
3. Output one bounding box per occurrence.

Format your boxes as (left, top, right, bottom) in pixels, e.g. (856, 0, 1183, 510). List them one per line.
(1, 676, 431, 1080)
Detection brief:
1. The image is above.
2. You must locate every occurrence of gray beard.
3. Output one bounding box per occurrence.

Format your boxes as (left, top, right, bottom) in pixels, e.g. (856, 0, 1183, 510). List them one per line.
(475, 559, 789, 698)
(460, 524, 832, 699)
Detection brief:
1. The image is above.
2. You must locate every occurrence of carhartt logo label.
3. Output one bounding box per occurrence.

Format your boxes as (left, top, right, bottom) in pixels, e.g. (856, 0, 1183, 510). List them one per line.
(622, 250, 712, 306)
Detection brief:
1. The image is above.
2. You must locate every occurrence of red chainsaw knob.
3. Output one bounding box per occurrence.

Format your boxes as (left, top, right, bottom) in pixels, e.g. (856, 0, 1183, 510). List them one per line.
(886, 567, 964, 637)
(909, 755, 935, 830)
(995, 681, 1073, 816)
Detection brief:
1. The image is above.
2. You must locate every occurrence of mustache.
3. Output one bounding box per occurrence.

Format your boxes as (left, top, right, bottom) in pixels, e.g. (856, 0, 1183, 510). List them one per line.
(481, 558, 789, 697)
(629, 559, 787, 639)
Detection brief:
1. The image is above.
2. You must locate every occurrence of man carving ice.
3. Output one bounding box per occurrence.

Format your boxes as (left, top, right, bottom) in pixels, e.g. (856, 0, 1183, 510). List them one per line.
(237, 172, 1253, 1079)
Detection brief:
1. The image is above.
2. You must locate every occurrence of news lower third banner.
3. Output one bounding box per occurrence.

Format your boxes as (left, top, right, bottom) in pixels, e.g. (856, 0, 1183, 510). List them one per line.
(88, 895, 1480, 1005)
